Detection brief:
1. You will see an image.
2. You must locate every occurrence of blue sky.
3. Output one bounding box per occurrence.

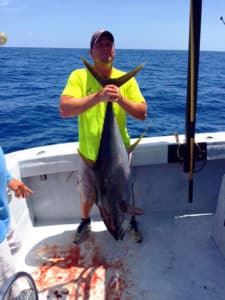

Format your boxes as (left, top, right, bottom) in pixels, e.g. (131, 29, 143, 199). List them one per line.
(0, 0, 224, 51)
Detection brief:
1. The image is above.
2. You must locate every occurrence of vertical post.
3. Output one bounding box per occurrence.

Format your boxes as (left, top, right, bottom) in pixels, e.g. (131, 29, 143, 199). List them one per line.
(184, 0, 202, 203)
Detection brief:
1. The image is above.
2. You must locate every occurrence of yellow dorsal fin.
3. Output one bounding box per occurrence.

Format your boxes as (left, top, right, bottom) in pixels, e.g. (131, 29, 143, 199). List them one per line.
(127, 123, 151, 154)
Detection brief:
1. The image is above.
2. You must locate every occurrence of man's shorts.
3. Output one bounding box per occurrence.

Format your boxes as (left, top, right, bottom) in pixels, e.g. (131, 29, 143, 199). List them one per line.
(77, 153, 133, 203)
(77, 155, 96, 203)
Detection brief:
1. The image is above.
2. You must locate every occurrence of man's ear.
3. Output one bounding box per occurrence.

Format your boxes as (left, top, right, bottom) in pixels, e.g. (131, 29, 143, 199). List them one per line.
(89, 49, 93, 59)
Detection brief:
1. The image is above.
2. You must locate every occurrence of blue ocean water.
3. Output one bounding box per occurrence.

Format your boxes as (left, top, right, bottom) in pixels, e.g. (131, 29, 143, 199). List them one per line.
(0, 47, 225, 154)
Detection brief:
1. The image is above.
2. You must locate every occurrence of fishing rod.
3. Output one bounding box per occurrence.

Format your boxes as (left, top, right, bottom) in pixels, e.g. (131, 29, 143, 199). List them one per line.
(220, 16, 225, 25)
(168, 0, 207, 202)
(184, 0, 202, 203)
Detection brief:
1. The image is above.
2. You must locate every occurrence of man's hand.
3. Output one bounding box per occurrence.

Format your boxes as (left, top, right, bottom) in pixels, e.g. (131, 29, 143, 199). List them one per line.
(7, 178, 32, 198)
(98, 85, 122, 103)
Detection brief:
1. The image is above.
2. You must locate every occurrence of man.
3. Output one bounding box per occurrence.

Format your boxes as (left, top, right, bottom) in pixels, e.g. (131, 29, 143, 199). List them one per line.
(59, 30, 147, 243)
(0, 146, 32, 297)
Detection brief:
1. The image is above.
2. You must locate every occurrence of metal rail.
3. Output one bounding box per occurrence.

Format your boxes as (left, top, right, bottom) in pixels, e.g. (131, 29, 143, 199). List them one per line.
(0, 271, 39, 300)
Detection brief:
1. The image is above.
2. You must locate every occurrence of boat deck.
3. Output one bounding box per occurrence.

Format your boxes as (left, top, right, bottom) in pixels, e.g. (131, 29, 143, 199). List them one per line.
(14, 212, 225, 300)
(5, 134, 225, 299)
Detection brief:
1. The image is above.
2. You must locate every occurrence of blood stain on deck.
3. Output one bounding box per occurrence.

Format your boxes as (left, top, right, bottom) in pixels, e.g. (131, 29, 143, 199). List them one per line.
(31, 237, 134, 299)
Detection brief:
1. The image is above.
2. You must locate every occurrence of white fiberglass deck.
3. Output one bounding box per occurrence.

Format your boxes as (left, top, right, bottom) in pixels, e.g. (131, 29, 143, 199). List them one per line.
(6, 132, 225, 299)
(14, 212, 225, 300)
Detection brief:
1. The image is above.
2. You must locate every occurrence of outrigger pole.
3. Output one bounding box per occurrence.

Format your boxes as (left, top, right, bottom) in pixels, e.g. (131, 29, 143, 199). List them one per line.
(184, 0, 202, 203)
(220, 16, 225, 25)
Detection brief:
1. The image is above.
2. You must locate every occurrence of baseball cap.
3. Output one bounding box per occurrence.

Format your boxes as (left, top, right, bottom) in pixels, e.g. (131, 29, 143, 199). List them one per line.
(90, 30, 114, 49)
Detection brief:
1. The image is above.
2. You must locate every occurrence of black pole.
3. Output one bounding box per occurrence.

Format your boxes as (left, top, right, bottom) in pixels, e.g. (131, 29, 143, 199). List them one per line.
(184, 0, 202, 203)
(220, 16, 225, 25)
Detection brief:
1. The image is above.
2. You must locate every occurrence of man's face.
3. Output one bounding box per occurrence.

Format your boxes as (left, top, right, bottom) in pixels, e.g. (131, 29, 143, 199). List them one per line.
(90, 36, 115, 64)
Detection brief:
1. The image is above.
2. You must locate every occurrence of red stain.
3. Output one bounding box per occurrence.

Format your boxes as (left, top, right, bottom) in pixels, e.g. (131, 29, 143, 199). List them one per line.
(32, 238, 133, 299)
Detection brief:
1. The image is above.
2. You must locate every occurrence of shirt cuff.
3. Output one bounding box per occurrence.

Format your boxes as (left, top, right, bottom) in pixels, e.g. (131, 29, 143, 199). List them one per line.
(7, 172, 13, 183)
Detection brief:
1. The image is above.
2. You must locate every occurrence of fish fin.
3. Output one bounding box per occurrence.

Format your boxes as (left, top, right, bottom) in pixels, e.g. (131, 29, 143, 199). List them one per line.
(110, 63, 145, 87)
(120, 201, 144, 215)
(127, 122, 151, 154)
(124, 204, 144, 216)
(82, 57, 109, 86)
(82, 57, 145, 87)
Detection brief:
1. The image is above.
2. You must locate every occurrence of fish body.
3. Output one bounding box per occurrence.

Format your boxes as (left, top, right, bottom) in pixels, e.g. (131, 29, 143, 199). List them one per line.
(94, 102, 132, 240)
(82, 58, 144, 240)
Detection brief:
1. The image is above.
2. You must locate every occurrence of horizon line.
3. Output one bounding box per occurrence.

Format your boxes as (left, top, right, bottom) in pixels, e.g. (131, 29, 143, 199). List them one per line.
(1, 46, 225, 53)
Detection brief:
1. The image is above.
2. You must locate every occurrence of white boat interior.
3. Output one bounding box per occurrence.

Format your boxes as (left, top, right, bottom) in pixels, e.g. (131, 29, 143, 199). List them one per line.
(4, 131, 225, 299)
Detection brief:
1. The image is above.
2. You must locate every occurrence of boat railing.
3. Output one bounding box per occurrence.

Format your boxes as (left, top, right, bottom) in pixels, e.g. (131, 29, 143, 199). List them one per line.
(0, 271, 39, 300)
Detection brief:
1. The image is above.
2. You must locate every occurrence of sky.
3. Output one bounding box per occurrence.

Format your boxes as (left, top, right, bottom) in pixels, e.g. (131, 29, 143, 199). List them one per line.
(0, 0, 225, 51)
